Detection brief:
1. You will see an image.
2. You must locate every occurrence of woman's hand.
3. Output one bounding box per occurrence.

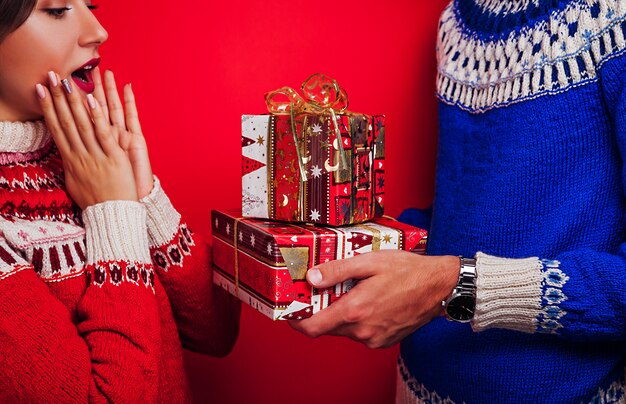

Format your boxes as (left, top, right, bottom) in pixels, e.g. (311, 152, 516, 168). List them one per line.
(91, 68, 154, 199)
(36, 71, 139, 209)
(289, 251, 460, 348)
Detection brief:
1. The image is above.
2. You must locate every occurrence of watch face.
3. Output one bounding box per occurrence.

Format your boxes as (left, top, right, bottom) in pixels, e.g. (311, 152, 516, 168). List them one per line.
(446, 295, 475, 322)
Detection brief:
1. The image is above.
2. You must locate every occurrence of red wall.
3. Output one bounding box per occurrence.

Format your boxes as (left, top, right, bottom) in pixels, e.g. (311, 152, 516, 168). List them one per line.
(98, 1, 448, 402)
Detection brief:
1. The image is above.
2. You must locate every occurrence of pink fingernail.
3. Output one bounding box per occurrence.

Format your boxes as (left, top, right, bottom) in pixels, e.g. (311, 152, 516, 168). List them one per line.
(48, 71, 58, 87)
(86, 93, 96, 109)
(35, 84, 46, 99)
(308, 268, 323, 286)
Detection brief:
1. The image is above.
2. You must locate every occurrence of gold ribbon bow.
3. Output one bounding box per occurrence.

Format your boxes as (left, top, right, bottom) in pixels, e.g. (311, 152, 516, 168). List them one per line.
(264, 73, 350, 181)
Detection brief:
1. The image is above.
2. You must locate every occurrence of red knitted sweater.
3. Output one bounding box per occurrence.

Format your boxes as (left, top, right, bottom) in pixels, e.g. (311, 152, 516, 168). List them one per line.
(0, 121, 240, 403)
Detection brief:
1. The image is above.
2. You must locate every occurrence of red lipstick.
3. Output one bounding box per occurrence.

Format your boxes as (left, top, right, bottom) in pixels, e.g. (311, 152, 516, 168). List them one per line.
(70, 58, 100, 93)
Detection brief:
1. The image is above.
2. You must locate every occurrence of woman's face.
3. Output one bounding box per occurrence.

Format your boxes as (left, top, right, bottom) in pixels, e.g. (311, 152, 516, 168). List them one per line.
(0, 0, 108, 121)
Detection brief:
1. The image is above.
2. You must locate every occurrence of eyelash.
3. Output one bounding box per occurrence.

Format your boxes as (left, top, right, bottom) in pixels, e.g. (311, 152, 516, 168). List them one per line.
(43, 5, 99, 19)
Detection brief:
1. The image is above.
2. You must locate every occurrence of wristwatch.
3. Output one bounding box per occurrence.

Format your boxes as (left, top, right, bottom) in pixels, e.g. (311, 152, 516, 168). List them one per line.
(443, 256, 477, 323)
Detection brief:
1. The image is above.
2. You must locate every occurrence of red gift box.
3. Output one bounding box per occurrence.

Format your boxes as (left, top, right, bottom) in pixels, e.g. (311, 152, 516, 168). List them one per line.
(242, 74, 385, 226)
(211, 209, 427, 320)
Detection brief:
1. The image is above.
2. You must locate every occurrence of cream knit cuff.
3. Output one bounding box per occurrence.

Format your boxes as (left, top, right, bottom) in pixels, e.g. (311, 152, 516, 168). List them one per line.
(471, 252, 545, 334)
(82, 201, 151, 264)
(139, 176, 181, 248)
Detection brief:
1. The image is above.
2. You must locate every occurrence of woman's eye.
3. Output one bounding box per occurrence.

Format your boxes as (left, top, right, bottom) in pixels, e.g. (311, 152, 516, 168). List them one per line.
(43, 7, 71, 18)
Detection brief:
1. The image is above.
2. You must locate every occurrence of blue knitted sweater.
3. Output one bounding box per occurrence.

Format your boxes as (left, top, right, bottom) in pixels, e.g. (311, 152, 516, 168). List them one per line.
(397, 1, 626, 403)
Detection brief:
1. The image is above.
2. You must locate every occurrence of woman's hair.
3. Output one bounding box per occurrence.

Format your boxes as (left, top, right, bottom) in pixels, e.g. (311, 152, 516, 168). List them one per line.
(0, 0, 36, 42)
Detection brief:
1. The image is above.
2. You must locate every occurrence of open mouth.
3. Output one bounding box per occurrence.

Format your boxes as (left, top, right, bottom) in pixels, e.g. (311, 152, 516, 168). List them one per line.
(70, 58, 100, 93)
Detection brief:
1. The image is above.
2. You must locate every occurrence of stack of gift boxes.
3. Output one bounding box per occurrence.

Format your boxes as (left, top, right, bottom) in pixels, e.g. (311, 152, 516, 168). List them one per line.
(211, 75, 428, 320)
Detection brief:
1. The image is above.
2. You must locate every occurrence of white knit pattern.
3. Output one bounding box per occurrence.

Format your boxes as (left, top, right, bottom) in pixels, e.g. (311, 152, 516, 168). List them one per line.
(139, 176, 182, 247)
(0, 218, 86, 279)
(82, 201, 151, 264)
(474, 0, 540, 15)
(588, 375, 626, 403)
(471, 252, 545, 333)
(395, 358, 455, 404)
(437, 0, 626, 112)
(0, 238, 29, 275)
(0, 121, 51, 152)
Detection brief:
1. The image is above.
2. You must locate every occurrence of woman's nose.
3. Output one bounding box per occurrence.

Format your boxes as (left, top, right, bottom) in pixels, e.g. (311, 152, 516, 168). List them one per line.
(78, 6, 108, 47)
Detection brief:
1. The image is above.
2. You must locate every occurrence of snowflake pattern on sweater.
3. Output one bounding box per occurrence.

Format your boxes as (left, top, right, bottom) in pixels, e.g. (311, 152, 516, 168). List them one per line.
(0, 121, 239, 402)
(437, 0, 626, 112)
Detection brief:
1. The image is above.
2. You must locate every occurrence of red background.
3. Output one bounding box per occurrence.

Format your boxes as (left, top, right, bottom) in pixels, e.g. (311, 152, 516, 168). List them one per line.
(97, 1, 448, 402)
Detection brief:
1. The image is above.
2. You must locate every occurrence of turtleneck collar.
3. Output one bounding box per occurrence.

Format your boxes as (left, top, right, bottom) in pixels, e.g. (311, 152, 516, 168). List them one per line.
(0, 120, 52, 153)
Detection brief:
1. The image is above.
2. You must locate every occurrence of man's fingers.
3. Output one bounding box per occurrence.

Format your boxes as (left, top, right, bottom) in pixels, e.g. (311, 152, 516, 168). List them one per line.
(306, 253, 376, 288)
(288, 298, 348, 338)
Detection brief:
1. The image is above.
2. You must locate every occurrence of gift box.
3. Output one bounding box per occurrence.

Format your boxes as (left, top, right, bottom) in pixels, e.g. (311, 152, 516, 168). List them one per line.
(211, 209, 428, 320)
(242, 74, 385, 226)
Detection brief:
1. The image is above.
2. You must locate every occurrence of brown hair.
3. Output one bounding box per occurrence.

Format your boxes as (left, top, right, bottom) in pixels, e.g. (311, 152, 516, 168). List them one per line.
(0, 0, 36, 42)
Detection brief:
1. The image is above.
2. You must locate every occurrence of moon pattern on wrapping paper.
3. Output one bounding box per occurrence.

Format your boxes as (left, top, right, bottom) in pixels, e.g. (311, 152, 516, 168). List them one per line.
(282, 194, 289, 206)
(333, 138, 340, 150)
(325, 158, 339, 172)
(301, 156, 311, 164)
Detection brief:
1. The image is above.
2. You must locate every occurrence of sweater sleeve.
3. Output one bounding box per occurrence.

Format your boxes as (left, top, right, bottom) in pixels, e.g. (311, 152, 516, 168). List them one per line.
(398, 207, 433, 232)
(140, 176, 240, 356)
(470, 53, 626, 341)
(0, 201, 161, 403)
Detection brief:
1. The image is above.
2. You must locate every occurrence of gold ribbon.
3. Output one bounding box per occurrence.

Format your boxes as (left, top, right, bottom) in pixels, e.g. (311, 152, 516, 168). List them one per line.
(356, 224, 382, 252)
(265, 73, 351, 181)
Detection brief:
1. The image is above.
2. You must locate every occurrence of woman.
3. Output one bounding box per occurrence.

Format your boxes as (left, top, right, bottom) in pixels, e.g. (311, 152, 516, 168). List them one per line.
(0, 1, 240, 402)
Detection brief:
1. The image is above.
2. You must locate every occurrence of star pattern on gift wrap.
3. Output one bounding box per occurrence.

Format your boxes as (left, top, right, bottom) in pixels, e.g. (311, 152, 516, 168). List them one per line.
(250, 233, 255, 247)
(266, 241, 273, 256)
(311, 123, 323, 135)
(238, 231, 243, 242)
(215, 218, 219, 228)
(311, 165, 322, 178)
(310, 209, 321, 222)
(339, 201, 351, 220)
(256, 135, 265, 145)
(382, 234, 392, 243)
(225, 223, 231, 235)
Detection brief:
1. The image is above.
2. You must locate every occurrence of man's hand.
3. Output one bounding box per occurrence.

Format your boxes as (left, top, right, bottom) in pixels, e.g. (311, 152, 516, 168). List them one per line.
(289, 250, 459, 348)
